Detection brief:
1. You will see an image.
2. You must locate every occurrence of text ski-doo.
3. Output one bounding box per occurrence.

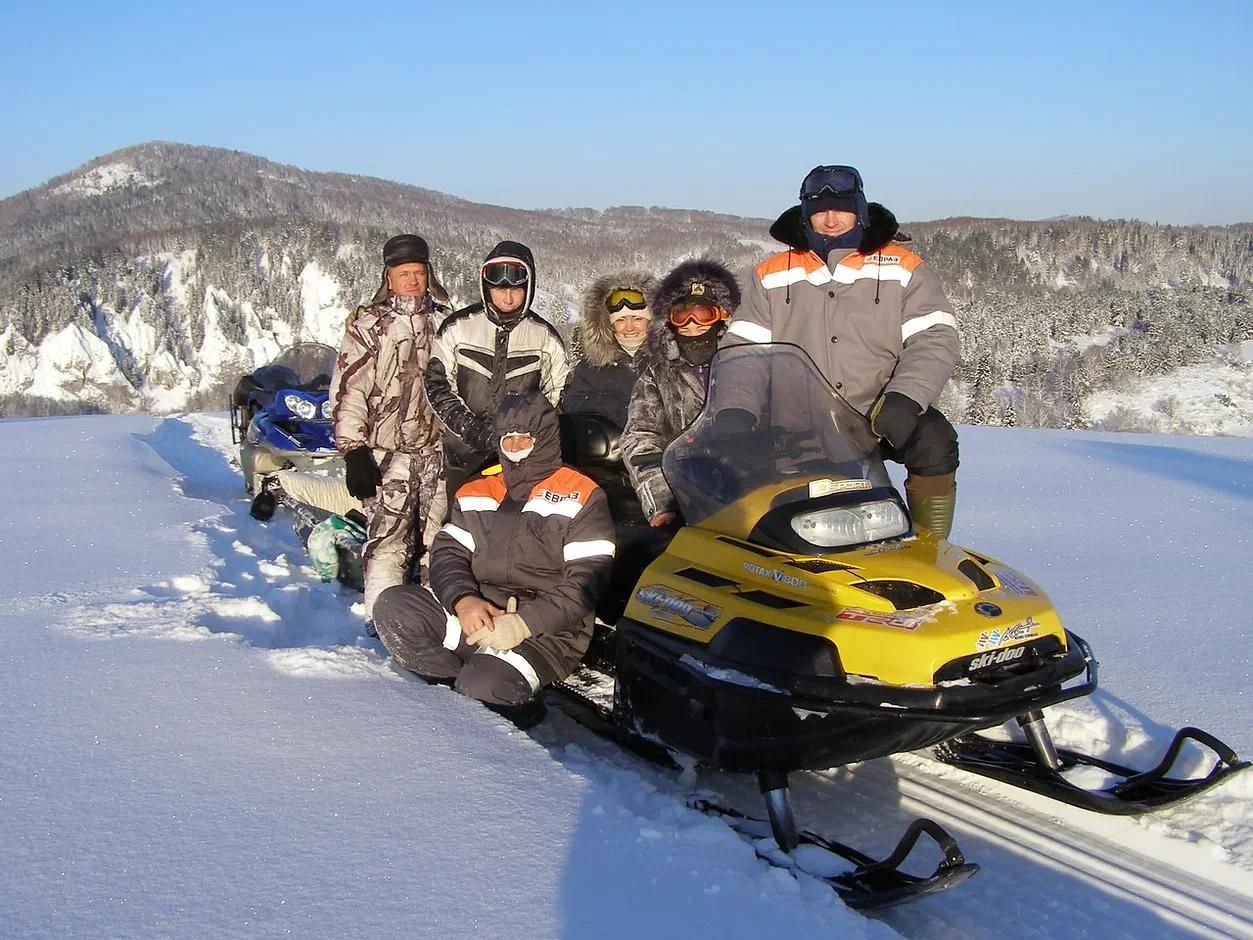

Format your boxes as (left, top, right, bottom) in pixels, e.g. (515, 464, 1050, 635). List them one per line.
(551, 342, 1247, 909)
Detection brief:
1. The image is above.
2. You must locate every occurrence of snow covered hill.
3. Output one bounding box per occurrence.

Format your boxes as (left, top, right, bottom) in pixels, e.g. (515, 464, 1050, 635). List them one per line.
(1, 415, 1251, 938)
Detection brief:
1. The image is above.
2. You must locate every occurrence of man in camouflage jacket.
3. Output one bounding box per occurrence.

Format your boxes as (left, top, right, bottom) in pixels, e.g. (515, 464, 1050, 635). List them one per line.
(330, 234, 449, 618)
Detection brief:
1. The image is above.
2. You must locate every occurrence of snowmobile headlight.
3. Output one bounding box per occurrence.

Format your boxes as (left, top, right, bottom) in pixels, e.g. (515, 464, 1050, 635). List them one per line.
(790, 499, 909, 548)
(320, 399, 333, 420)
(282, 394, 318, 420)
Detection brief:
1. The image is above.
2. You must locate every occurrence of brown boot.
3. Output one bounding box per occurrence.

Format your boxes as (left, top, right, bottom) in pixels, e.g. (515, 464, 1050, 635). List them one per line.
(905, 472, 957, 540)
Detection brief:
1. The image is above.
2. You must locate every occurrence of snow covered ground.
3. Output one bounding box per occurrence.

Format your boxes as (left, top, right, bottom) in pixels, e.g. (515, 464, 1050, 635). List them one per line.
(1, 413, 1250, 938)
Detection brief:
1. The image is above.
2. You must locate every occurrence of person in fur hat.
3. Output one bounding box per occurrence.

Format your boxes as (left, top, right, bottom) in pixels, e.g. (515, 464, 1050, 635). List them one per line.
(620, 259, 740, 527)
(560, 270, 658, 428)
(722, 165, 962, 538)
(329, 233, 450, 620)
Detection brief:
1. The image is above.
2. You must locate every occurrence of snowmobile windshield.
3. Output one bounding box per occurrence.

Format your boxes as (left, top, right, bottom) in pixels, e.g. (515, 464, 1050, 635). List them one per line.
(256, 343, 338, 391)
(661, 343, 895, 540)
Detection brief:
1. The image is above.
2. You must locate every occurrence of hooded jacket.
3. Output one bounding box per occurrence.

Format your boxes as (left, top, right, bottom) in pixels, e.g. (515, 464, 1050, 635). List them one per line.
(619, 260, 740, 519)
(429, 392, 616, 678)
(425, 240, 570, 463)
(330, 292, 449, 454)
(560, 269, 658, 428)
(723, 201, 959, 415)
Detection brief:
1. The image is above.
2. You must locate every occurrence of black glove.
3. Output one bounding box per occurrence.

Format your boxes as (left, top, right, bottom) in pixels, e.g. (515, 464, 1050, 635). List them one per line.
(870, 392, 921, 450)
(466, 417, 496, 456)
(344, 446, 383, 501)
(712, 408, 757, 435)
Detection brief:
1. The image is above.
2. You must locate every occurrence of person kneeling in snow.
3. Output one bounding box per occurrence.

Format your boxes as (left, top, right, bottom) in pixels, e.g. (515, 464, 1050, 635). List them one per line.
(371, 391, 615, 725)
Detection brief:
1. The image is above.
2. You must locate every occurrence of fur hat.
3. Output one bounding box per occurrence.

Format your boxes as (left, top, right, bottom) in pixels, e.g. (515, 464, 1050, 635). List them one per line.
(576, 269, 658, 367)
(653, 258, 740, 320)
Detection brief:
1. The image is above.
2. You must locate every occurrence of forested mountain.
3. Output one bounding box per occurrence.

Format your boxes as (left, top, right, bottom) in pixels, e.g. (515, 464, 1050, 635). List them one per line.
(2, 141, 1250, 432)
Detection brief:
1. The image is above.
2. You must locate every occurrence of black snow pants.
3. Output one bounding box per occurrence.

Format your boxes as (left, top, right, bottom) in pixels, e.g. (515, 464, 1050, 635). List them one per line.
(372, 584, 559, 706)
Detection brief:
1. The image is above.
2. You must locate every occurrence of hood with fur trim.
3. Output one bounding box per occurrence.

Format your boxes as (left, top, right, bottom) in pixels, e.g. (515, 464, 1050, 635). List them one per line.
(768, 201, 904, 256)
(576, 269, 658, 368)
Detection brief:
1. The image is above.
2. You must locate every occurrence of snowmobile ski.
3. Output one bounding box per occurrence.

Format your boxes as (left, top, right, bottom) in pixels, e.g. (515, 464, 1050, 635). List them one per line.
(687, 797, 978, 910)
(934, 725, 1249, 815)
(547, 669, 979, 909)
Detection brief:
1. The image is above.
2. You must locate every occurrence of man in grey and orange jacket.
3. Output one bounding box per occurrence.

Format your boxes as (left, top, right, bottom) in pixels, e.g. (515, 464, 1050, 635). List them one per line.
(722, 165, 962, 538)
(330, 233, 449, 619)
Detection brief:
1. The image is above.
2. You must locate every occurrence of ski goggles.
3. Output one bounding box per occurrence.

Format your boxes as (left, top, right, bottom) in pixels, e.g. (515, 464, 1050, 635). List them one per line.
(606, 289, 647, 313)
(800, 165, 864, 201)
(667, 303, 726, 328)
(482, 261, 529, 287)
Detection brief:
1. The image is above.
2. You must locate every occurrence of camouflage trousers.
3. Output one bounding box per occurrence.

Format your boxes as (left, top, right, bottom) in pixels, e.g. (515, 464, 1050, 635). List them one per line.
(361, 447, 444, 619)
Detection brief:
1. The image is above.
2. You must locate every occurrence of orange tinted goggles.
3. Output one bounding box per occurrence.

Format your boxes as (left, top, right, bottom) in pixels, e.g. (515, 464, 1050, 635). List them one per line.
(667, 304, 726, 328)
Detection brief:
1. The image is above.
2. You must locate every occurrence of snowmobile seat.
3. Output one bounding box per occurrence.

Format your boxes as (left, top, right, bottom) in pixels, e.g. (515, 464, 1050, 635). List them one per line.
(559, 412, 645, 526)
(232, 373, 264, 409)
(558, 412, 671, 622)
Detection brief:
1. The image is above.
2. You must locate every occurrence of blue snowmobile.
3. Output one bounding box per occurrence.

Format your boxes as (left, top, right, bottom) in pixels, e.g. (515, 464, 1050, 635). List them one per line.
(230, 342, 340, 495)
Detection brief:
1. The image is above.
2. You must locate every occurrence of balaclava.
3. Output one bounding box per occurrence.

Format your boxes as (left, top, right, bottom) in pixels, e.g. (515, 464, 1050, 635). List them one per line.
(674, 321, 728, 365)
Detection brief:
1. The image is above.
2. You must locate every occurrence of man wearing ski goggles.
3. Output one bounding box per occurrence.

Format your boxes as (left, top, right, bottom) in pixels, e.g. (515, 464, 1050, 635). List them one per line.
(482, 261, 530, 288)
(425, 241, 570, 503)
(721, 163, 962, 539)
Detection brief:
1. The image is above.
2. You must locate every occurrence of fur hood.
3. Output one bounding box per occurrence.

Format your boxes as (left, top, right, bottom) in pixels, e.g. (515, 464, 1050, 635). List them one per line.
(646, 258, 740, 360)
(575, 269, 659, 368)
(768, 201, 904, 256)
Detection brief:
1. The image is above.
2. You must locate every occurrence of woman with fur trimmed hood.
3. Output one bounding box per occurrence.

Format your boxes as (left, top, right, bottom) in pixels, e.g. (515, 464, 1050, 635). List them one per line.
(560, 270, 658, 428)
(620, 259, 740, 527)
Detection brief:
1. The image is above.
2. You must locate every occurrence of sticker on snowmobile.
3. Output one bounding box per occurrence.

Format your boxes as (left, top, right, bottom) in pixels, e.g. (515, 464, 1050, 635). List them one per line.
(976, 616, 1040, 650)
(742, 562, 809, 590)
(835, 607, 928, 630)
(636, 586, 720, 630)
(861, 537, 912, 555)
(808, 478, 872, 498)
(988, 565, 1039, 596)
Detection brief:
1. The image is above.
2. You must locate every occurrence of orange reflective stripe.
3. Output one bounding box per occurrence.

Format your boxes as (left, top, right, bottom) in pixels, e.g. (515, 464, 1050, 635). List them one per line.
(755, 249, 825, 281)
(456, 474, 507, 502)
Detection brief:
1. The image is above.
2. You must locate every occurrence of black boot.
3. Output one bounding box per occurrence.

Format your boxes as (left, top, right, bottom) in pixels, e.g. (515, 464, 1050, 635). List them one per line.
(249, 476, 284, 521)
(484, 696, 547, 730)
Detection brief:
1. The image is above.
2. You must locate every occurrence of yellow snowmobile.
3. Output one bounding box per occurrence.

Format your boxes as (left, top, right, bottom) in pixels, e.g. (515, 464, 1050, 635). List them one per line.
(554, 342, 1247, 909)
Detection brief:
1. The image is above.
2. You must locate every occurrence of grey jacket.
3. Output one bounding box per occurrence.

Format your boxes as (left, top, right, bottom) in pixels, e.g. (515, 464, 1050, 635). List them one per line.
(724, 227, 959, 414)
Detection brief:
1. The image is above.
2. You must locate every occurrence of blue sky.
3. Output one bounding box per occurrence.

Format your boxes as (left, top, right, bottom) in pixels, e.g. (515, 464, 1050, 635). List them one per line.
(2, 0, 1250, 224)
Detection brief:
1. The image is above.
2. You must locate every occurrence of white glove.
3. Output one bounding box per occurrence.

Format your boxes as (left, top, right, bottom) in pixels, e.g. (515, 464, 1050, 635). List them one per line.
(467, 596, 532, 650)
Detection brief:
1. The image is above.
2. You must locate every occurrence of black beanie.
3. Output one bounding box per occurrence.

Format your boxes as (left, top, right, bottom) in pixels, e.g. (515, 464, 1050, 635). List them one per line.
(382, 234, 430, 267)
